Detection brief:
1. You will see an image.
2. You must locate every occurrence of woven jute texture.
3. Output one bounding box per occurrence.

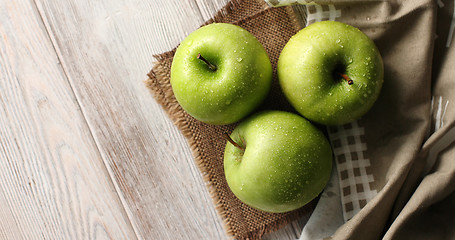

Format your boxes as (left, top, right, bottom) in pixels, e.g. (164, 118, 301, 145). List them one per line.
(145, 0, 316, 239)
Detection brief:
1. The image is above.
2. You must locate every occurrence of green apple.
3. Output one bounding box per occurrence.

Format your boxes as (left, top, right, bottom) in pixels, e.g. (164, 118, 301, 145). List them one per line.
(278, 21, 384, 125)
(224, 110, 332, 213)
(171, 23, 273, 125)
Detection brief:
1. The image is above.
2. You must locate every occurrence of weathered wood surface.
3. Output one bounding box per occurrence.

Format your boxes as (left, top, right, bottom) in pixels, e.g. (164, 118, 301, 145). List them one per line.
(0, 0, 309, 239)
(0, 0, 136, 239)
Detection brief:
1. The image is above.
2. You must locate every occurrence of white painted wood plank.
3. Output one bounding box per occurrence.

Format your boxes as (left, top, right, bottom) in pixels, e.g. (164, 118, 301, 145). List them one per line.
(0, 0, 137, 239)
(34, 0, 228, 239)
(33, 0, 310, 238)
(193, 0, 231, 21)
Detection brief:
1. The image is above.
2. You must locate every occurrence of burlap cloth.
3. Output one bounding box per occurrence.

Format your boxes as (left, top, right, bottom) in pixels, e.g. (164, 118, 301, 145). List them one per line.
(147, 0, 455, 239)
(146, 1, 312, 239)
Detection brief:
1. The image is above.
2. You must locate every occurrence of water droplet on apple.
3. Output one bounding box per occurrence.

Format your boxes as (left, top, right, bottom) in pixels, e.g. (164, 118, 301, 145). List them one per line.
(348, 58, 353, 63)
(236, 57, 243, 62)
(336, 39, 341, 43)
(365, 62, 369, 65)
(340, 106, 344, 110)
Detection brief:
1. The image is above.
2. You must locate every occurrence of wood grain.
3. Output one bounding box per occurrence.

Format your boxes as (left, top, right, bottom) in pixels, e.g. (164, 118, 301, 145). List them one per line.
(0, 0, 310, 238)
(33, 0, 228, 239)
(0, 0, 136, 239)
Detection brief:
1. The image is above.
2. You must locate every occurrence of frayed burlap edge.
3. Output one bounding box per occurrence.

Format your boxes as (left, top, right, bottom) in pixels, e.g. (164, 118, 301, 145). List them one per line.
(144, 0, 311, 239)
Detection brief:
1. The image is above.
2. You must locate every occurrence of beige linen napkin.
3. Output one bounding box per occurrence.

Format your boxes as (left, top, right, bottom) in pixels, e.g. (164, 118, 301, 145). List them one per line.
(268, 0, 455, 239)
(147, 0, 455, 239)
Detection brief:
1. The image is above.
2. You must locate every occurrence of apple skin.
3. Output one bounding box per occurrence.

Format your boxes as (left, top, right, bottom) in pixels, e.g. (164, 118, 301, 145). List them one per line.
(171, 23, 273, 125)
(224, 111, 332, 213)
(278, 21, 384, 125)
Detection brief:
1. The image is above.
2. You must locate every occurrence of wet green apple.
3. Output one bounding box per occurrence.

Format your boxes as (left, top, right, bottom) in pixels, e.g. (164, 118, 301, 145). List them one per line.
(171, 23, 272, 125)
(223, 111, 332, 213)
(278, 21, 384, 125)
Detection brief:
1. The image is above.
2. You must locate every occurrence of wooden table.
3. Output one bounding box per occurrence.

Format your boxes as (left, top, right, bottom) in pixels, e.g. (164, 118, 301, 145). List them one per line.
(1, 0, 309, 239)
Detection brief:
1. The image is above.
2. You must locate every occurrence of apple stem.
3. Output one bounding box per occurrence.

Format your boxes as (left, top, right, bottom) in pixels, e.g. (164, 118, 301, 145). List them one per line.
(223, 133, 245, 152)
(339, 73, 354, 85)
(197, 53, 217, 71)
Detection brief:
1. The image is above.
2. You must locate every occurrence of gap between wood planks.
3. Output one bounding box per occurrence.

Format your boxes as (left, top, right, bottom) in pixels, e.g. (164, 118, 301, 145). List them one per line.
(29, 0, 140, 239)
(27, 0, 307, 238)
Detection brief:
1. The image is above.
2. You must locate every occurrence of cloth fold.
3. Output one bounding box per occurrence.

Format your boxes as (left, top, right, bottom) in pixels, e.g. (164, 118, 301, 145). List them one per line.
(147, 0, 455, 239)
(269, 1, 455, 240)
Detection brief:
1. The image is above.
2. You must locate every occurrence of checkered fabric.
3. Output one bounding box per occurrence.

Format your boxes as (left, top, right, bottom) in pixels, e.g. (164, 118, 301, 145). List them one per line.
(268, 0, 376, 222)
(304, 4, 341, 26)
(267, 1, 455, 239)
(266, 1, 341, 25)
(327, 121, 377, 221)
